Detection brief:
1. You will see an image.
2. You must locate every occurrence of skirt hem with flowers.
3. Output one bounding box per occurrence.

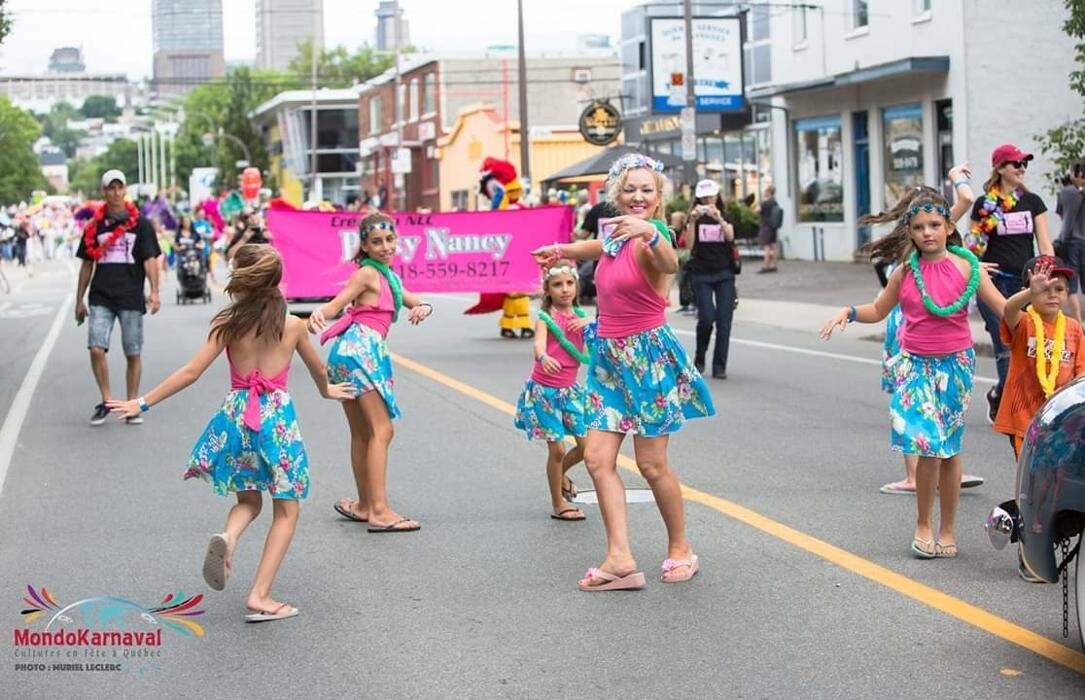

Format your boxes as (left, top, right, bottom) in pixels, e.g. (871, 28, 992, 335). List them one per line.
(184, 389, 310, 500)
(889, 348, 974, 458)
(585, 325, 715, 437)
(326, 322, 401, 420)
(514, 379, 587, 441)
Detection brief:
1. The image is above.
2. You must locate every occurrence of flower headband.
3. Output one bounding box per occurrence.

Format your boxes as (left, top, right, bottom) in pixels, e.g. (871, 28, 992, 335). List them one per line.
(607, 153, 665, 185)
(901, 202, 950, 225)
(544, 264, 579, 280)
(362, 219, 395, 235)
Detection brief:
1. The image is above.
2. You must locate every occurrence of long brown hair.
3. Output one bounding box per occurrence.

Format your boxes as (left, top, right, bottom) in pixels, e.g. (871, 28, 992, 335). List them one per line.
(863, 186, 961, 264)
(353, 211, 395, 265)
(540, 259, 579, 314)
(981, 164, 1030, 195)
(210, 244, 287, 344)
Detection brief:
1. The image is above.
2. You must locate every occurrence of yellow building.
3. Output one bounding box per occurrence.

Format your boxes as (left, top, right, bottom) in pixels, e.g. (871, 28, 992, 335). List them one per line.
(437, 103, 615, 211)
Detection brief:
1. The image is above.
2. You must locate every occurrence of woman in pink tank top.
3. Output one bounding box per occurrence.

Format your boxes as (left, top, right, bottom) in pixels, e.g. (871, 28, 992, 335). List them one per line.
(533, 153, 715, 592)
(820, 187, 1006, 560)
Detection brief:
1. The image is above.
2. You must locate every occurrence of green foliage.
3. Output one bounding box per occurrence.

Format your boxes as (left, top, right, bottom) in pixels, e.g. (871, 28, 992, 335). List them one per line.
(0, 0, 12, 46)
(0, 97, 48, 203)
(725, 200, 760, 239)
(288, 39, 395, 89)
(80, 95, 121, 121)
(68, 139, 139, 198)
(33, 102, 86, 158)
(666, 195, 690, 218)
(1037, 0, 1085, 192)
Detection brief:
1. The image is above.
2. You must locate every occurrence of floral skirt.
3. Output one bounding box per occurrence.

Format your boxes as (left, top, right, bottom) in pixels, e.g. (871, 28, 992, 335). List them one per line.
(326, 322, 400, 419)
(514, 380, 587, 441)
(184, 389, 310, 499)
(586, 325, 715, 437)
(889, 349, 974, 458)
(881, 305, 904, 394)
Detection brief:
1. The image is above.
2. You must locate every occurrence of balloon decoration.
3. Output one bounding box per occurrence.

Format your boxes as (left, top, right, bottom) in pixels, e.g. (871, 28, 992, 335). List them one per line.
(241, 167, 263, 202)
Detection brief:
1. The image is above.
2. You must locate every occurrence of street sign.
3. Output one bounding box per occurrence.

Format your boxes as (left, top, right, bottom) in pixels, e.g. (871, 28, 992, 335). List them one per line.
(578, 101, 622, 146)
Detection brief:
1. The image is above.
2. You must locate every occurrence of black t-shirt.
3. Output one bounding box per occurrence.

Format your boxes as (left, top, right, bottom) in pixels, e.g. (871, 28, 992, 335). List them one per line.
(687, 213, 735, 274)
(972, 190, 1048, 276)
(77, 214, 160, 313)
(579, 202, 620, 239)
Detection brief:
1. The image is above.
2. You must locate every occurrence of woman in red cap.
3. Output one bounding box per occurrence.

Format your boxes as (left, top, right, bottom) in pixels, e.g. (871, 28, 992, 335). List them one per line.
(966, 144, 1056, 424)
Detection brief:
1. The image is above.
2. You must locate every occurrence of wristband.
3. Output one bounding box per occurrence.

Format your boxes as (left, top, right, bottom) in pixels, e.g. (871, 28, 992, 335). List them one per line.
(537, 352, 548, 362)
(418, 301, 433, 312)
(648, 230, 661, 248)
(847, 306, 857, 323)
(137, 396, 150, 412)
(952, 179, 969, 189)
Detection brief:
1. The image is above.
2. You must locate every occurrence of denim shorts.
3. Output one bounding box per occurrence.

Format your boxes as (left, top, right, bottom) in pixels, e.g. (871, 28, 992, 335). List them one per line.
(87, 305, 144, 356)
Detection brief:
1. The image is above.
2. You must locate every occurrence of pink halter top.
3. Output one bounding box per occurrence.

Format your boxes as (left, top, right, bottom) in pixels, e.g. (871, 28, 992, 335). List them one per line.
(594, 240, 666, 338)
(227, 347, 290, 432)
(898, 255, 973, 355)
(531, 310, 586, 388)
(320, 277, 395, 344)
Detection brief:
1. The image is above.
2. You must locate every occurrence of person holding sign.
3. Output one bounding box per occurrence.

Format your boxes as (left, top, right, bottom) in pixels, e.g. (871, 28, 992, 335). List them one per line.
(685, 179, 737, 379)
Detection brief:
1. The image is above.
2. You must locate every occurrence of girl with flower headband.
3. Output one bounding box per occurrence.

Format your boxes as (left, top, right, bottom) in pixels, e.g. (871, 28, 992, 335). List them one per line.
(308, 212, 434, 532)
(107, 244, 357, 622)
(513, 259, 592, 521)
(533, 152, 715, 591)
(821, 187, 1006, 559)
(966, 144, 1060, 425)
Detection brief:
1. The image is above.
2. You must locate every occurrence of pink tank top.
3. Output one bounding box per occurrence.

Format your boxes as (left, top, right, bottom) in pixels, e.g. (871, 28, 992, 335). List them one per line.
(226, 347, 290, 432)
(595, 241, 666, 338)
(319, 277, 395, 344)
(898, 256, 973, 355)
(531, 310, 586, 388)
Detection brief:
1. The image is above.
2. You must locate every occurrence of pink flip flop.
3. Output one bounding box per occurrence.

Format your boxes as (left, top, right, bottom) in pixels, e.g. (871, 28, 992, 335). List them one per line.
(577, 567, 646, 592)
(244, 603, 299, 623)
(660, 554, 699, 583)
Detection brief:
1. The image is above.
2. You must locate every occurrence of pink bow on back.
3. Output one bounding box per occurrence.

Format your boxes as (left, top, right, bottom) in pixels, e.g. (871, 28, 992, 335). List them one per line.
(232, 370, 286, 431)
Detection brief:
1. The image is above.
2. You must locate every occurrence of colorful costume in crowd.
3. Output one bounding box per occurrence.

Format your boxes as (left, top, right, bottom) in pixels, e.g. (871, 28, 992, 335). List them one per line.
(514, 306, 589, 440)
(464, 157, 534, 338)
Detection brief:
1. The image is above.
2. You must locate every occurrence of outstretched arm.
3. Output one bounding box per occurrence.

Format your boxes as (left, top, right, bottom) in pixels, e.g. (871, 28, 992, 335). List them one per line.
(308, 267, 370, 332)
(532, 239, 603, 265)
(106, 333, 226, 417)
(401, 289, 434, 325)
(293, 317, 356, 400)
(820, 267, 903, 339)
(948, 163, 975, 222)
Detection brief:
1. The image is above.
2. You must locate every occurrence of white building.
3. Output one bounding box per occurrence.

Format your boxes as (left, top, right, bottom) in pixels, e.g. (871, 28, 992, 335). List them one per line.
(753, 0, 1080, 261)
(255, 0, 324, 72)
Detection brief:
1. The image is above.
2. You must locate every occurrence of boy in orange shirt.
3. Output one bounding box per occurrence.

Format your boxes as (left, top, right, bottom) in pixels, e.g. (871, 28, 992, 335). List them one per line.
(995, 255, 1085, 580)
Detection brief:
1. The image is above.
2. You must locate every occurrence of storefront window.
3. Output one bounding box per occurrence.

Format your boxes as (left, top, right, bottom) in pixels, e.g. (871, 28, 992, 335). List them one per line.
(882, 103, 924, 206)
(795, 116, 843, 222)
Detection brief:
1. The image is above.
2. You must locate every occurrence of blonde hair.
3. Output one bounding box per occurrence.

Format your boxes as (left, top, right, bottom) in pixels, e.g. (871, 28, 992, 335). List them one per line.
(605, 167, 668, 221)
(211, 244, 286, 344)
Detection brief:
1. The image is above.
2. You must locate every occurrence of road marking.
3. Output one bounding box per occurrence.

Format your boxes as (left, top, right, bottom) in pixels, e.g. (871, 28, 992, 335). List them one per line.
(391, 351, 1085, 676)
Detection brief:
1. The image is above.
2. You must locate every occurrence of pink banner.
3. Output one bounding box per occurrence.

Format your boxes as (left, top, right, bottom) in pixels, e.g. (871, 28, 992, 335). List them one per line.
(267, 207, 574, 300)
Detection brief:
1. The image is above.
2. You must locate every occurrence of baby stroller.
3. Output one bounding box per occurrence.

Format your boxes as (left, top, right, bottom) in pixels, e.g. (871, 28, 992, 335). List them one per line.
(175, 237, 211, 304)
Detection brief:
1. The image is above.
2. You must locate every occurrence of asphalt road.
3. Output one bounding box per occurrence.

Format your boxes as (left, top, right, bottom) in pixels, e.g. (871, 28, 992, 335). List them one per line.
(0, 257, 1083, 699)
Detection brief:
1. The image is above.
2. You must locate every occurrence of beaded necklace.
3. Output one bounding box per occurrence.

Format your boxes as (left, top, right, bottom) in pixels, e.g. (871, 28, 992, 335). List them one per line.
(1026, 307, 1066, 398)
(965, 185, 1021, 256)
(906, 245, 980, 317)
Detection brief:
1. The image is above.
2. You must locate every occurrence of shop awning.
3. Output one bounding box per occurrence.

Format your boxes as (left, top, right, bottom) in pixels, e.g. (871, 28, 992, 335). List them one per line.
(748, 56, 950, 99)
(542, 144, 685, 185)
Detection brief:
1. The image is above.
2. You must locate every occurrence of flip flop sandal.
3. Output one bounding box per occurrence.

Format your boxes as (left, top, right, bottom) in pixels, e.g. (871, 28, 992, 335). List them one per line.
(367, 518, 421, 533)
(577, 568, 646, 592)
(960, 474, 985, 489)
(562, 478, 577, 501)
(661, 554, 700, 583)
(550, 508, 586, 521)
(333, 499, 368, 523)
(879, 481, 916, 495)
(244, 603, 299, 623)
(934, 542, 959, 558)
(911, 537, 937, 559)
(202, 533, 229, 591)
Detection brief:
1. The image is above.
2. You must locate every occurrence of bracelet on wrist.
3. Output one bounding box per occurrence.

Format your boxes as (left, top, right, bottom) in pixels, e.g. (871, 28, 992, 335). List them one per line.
(137, 396, 150, 412)
(847, 306, 857, 323)
(648, 230, 661, 248)
(952, 179, 969, 189)
(537, 352, 548, 362)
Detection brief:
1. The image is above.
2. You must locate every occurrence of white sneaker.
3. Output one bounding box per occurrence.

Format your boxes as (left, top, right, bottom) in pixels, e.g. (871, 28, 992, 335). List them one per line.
(125, 415, 144, 425)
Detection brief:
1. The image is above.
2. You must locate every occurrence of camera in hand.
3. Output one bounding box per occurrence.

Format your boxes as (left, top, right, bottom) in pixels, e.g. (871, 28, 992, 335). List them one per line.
(246, 225, 267, 244)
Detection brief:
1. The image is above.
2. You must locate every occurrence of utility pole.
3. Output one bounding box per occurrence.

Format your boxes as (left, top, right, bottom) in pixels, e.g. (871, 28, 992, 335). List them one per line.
(309, 2, 319, 202)
(393, 0, 404, 211)
(516, 0, 531, 193)
(682, 0, 697, 190)
(137, 132, 144, 186)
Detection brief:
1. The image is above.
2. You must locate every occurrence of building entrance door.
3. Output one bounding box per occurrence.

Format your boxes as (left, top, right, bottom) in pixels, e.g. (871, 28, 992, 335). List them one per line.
(853, 111, 871, 248)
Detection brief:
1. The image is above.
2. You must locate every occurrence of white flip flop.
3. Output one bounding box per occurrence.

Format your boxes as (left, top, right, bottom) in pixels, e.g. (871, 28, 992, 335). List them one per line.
(244, 604, 299, 623)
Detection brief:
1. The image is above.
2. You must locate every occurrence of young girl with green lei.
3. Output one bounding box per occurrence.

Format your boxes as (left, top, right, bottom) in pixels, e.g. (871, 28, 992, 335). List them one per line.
(513, 259, 592, 521)
(820, 187, 1007, 559)
(308, 212, 434, 533)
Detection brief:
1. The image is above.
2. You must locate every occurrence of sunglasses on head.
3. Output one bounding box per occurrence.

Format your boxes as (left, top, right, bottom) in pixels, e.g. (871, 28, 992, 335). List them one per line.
(1004, 160, 1029, 170)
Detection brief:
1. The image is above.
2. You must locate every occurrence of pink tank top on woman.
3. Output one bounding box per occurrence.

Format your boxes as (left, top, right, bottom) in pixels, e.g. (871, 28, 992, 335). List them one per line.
(319, 276, 395, 344)
(594, 240, 666, 338)
(531, 310, 586, 388)
(226, 347, 290, 432)
(898, 255, 973, 355)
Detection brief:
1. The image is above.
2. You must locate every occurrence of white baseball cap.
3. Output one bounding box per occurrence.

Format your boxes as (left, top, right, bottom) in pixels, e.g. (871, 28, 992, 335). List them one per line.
(694, 179, 720, 198)
(101, 169, 126, 188)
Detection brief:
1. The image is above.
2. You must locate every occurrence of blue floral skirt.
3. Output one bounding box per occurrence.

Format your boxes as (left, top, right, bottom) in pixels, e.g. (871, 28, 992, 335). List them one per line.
(586, 325, 715, 436)
(881, 305, 904, 394)
(514, 380, 587, 441)
(326, 322, 400, 419)
(889, 349, 974, 458)
(184, 390, 310, 499)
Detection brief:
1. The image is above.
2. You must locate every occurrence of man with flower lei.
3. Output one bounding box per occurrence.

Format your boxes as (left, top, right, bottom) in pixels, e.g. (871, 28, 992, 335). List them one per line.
(75, 170, 162, 427)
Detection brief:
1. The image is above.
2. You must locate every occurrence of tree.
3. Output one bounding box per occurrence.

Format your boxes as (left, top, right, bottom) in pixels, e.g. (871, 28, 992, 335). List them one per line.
(0, 1, 12, 46)
(80, 95, 121, 121)
(34, 101, 86, 158)
(288, 39, 396, 89)
(0, 97, 49, 203)
(1037, 0, 1085, 191)
(68, 138, 139, 198)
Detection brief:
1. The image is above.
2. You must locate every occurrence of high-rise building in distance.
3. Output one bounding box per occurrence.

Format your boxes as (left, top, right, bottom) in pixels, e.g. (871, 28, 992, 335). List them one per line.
(256, 0, 324, 72)
(152, 0, 225, 96)
(375, 1, 409, 52)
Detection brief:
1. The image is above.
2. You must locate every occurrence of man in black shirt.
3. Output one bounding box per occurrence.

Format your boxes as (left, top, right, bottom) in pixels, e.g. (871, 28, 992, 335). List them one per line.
(75, 170, 161, 426)
(575, 200, 619, 302)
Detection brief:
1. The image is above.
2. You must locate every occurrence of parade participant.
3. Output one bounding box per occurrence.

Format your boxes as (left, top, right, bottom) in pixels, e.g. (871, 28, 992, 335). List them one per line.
(513, 259, 591, 521)
(106, 244, 355, 622)
(821, 186, 1006, 559)
(308, 212, 434, 532)
(966, 144, 1057, 424)
(76, 170, 162, 426)
(685, 178, 737, 378)
(533, 153, 715, 591)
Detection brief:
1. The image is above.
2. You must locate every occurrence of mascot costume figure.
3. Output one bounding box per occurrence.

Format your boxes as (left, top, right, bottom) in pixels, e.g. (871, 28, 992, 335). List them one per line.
(464, 157, 534, 339)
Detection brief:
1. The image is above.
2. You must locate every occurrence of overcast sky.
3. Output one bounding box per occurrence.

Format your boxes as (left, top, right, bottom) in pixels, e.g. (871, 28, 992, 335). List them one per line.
(0, 0, 634, 78)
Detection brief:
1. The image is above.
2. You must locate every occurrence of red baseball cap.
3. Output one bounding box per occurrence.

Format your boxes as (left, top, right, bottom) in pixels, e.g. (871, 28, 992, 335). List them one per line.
(1023, 255, 1074, 284)
(991, 144, 1034, 168)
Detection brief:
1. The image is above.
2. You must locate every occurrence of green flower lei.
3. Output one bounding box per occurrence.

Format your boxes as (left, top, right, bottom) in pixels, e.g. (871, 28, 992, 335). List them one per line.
(537, 307, 591, 364)
(361, 258, 404, 322)
(906, 245, 980, 317)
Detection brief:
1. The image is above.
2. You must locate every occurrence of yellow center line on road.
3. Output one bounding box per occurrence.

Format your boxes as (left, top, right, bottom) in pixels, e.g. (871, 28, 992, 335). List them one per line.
(392, 351, 1085, 677)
